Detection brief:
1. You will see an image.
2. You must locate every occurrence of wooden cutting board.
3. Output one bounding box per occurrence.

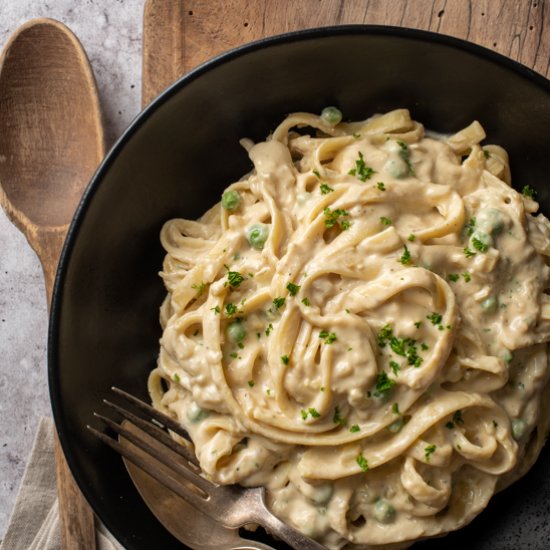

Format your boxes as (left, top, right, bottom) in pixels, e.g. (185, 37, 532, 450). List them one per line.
(142, 0, 549, 107)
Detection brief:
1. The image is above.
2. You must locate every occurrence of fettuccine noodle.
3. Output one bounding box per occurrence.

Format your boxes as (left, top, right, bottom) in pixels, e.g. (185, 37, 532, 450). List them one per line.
(149, 109, 550, 548)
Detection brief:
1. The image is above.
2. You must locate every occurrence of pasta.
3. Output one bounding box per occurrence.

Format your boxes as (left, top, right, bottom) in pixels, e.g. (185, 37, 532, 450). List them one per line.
(149, 108, 550, 548)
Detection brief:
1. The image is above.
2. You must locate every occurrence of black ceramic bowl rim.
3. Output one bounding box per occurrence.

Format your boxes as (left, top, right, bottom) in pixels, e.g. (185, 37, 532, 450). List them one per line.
(48, 23, 550, 547)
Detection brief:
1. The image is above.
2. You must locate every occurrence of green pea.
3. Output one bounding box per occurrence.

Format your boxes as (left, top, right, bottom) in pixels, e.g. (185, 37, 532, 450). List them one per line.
(321, 106, 343, 126)
(246, 223, 270, 250)
(186, 402, 209, 423)
(374, 499, 396, 523)
(221, 190, 241, 211)
(310, 484, 333, 505)
(512, 418, 526, 440)
(387, 418, 404, 433)
(227, 321, 246, 343)
(384, 157, 409, 179)
(477, 208, 504, 235)
(481, 296, 497, 312)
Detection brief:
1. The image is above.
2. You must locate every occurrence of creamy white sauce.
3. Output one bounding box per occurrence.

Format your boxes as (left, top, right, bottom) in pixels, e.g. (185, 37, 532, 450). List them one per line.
(150, 109, 550, 549)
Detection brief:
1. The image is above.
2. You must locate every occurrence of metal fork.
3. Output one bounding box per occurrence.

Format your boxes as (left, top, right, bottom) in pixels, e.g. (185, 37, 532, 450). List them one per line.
(88, 387, 326, 550)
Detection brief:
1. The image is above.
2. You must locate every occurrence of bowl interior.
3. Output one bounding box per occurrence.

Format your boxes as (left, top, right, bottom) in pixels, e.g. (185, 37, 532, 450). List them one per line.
(50, 26, 550, 549)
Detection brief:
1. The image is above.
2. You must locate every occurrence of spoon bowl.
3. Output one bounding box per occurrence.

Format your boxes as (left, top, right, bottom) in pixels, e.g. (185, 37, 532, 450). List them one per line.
(0, 18, 104, 295)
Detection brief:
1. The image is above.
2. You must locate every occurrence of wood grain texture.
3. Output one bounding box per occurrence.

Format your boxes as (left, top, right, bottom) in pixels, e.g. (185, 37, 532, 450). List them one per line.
(0, 18, 105, 550)
(142, 0, 548, 105)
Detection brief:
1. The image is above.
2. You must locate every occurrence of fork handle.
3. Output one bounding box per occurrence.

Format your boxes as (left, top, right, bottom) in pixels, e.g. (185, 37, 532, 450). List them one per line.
(256, 511, 326, 550)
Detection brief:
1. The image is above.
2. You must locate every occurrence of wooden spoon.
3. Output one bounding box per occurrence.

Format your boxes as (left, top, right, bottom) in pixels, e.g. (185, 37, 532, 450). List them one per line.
(0, 18, 105, 549)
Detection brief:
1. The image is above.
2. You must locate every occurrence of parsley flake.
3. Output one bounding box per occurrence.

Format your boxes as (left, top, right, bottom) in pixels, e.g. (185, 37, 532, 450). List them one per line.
(320, 183, 334, 195)
(377, 181, 386, 191)
(211, 305, 220, 314)
(399, 245, 411, 265)
(319, 330, 337, 344)
(472, 237, 488, 253)
(191, 281, 206, 296)
(265, 323, 273, 336)
(464, 247, 476, 258)
(390, 361, 400, 376)
(408, 233, 416, 242)
(301, 297, 311, 306)
(374, 372, 396, 397)
(273, 297, 286, 309)
(350, 424, 360, 433)
(425, 444, 437, 463)
(225, 303, 237, 316)
(286, 282, 301, 296)
(522, 185, 537, 200)
(448, 273, 460, 282)
(324, 207, 351, 230)
(380, 216, 392, 226)
(349, 151, 376, 181)
(281, 355, 289, 365)
(247, 380, 255, 387)
(392, 403, 400, 415)
(227, 270, 245, 288)
(462, 271, 472, 282)
(356, 453, 369, 472)
(426, 312, 442, 325)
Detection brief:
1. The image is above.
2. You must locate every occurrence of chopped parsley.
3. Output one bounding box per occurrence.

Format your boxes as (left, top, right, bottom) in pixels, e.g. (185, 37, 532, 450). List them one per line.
(286, 282, 301, 296)
(173, 373, 181, 383)
(309, 407, 320, 418)
(265, 323, 273, 336)
(397, 140, 415, 175)
(374, 372, 396, 397)
(425, 444, 437, 463)
(380, 216, 392, 226)
(408, 233, 416, 242)
(472, 237, 488, 252)
(211, 305, 220, 314)
(378, 324, 423, 368)
(390, 361, 400, 376)
(324, 207, 351, 230)
(377, 181, 386, 191)
(319, 330, 337, 344)
(448, 273, 460, 282)
(421, 342, 429, 351)
(392, 403, 400, 415)
(273, 297, 286, 309)
(225, 303, 238, 316)
(426, 312, 442, 325)
(301, 297, 311, 306)
(356, 453, 369, 472)
(462, 271, 472, 282)
(350, 424, 360, 433)
(414, 321, 422, 329)
(320, 183, 334, 195)
(464, 247, 476, 258)
(522, 185, 537, 200)
(333, 406, 347, 426)
(247, 380, 255, 387)
(445, 421, 455, 429)
(226, 270, 245, 288)
(399, 245, 411, 265)
(483, 149, 491, 159)
(281, 355, 289, 365)
(191, 281, 206, 296)
(312, 169, 321, 178)
(348, 151, 376, 181)
(465, 218, 476, 237)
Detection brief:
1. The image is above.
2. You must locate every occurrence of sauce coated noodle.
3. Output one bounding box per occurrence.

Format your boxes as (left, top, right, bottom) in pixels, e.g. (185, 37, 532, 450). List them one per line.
(149, 109, 550, 548)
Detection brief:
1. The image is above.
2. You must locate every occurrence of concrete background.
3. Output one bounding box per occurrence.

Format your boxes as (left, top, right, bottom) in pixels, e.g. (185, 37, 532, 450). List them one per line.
(0, 0, 144, 538)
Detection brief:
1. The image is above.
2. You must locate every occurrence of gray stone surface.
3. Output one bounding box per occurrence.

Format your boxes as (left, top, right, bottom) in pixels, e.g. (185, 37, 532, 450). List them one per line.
(0, 0, 143, 539)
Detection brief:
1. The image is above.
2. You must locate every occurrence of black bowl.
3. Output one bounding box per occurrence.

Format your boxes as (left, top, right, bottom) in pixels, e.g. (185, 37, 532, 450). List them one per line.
(49, 25, 550, 550)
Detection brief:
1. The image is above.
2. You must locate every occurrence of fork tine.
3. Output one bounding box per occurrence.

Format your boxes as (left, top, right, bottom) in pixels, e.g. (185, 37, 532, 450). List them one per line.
(93, 412, 213, 494)
(86, 424, 210, 512)
(111, 387, 191, 442)
(103, 398, 199, 466)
